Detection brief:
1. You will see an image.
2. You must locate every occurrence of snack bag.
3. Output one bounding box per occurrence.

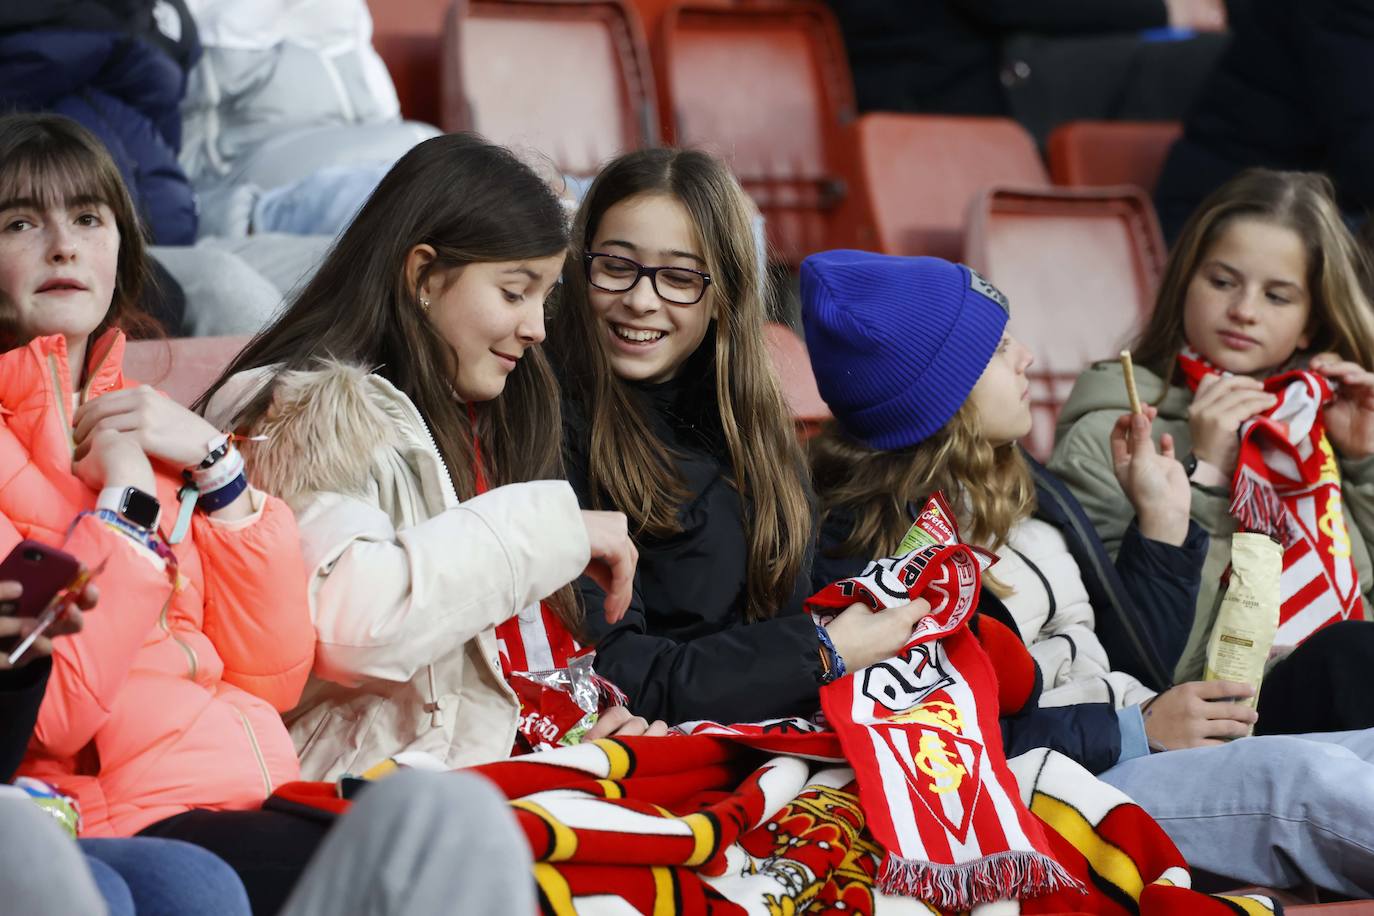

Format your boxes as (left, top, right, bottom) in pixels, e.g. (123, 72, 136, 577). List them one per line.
(11, 777, 80, 837)
(1204, 532, 1282, 732)
(510, 654, 627, 754)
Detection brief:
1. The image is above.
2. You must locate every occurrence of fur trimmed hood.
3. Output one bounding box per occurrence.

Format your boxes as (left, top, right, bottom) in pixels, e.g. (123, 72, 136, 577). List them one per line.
(207, 361, 449, 510)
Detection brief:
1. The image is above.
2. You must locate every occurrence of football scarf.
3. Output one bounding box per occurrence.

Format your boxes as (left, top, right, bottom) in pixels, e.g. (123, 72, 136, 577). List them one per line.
(804, 495, 1078, 909)
(464, 414, 585, 677)
(1176, 350, 1360, 645)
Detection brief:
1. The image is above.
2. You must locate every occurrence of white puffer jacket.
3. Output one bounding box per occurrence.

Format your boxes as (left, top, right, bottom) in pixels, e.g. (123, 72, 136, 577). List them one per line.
(994, 518, 1157, 710)
(207, 362, 590, 779)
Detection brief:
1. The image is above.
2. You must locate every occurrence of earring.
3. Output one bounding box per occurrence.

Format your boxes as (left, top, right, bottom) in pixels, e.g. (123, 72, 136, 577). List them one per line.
(419, 296, 431, 312)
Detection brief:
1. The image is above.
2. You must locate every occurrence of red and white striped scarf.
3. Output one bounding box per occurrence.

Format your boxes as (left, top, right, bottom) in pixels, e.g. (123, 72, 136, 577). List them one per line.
(467, 416, 583, 678)
(806, 495, 1078, 909)
(1177, 350, 1361, 646)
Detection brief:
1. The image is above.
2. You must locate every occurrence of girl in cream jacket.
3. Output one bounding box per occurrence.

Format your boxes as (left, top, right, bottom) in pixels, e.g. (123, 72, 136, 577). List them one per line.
(203, 133, 641, 780)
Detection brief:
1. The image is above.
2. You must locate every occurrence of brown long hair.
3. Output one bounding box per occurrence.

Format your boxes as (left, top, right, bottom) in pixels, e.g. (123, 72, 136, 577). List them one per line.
(812, 406, 1035, 593)
(1134, 169, 1374, 387)
(199, 133, 576, 621)
(551, 149, 812, 621)
(0, 113, 160, 355)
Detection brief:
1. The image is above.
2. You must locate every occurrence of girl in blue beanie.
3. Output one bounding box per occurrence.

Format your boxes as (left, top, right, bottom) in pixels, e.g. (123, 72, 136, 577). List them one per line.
(549, 150, 930, 727)
(801, 247, 1374, 898)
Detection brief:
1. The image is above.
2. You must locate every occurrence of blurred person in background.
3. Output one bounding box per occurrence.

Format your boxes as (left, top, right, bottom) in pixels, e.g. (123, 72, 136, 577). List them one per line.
(1156, 0, 1374, 240)
(826, 0, 1232, 144)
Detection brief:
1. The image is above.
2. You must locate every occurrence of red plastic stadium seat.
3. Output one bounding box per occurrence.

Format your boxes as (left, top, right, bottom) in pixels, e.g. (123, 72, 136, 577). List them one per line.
(123, 337, 252, 408)
(963, 187, 1165, 461)
(833, 114, 1049, 262)
(656, 1, 855, 266)
(367, 0, 453, 124)
(764, 322, 831, 438)
(1047, 120, 1183, 194)
(442, 0, 657, 177)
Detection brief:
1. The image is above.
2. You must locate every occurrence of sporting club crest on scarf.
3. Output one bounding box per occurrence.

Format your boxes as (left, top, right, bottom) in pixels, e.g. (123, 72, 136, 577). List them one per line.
(1177, 349, 1360, 645)
(806, 494, 1079, 908)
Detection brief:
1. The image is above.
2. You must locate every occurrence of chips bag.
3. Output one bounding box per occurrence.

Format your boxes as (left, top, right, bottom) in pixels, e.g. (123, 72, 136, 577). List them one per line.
(510, 654, 628, 754)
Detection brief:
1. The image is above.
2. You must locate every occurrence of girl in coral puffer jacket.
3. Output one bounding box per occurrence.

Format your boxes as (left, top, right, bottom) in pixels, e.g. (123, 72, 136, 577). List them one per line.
(0, 112, 320, 914)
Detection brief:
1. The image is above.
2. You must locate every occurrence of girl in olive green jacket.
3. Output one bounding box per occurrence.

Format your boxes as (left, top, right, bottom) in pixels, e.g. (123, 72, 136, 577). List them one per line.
(1051, 169, 1374, 733)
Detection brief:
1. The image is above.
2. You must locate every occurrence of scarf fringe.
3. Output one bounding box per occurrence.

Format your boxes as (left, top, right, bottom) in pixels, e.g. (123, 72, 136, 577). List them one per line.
(877, 849, 1084, 910)
(1229, 466, 1296, 545)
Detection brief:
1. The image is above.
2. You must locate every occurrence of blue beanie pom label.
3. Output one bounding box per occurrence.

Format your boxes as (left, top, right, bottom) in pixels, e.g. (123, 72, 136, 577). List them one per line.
(967, 268, 1009, 314)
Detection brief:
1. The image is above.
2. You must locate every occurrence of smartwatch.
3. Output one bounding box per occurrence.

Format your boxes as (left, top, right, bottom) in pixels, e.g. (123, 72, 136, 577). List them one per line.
(1181, 451, 1199, 479)
(98, 486, 161, 532)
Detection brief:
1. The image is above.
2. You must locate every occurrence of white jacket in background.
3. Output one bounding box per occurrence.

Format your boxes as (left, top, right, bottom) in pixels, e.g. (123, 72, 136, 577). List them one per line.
(207, 362, 590, 779)
(994, 518, 1156, 710)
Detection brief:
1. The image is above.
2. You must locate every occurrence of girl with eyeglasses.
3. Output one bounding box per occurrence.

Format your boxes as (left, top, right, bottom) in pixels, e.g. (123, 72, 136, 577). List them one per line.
(550, 148, 930, 726)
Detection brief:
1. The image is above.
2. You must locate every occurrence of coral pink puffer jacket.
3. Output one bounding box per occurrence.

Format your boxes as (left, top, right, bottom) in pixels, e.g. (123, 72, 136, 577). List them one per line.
(5, 331, 314, 836)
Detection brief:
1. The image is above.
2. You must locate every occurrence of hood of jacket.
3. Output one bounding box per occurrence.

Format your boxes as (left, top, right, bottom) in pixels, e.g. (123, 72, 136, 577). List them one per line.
(210, 360, 459, 516)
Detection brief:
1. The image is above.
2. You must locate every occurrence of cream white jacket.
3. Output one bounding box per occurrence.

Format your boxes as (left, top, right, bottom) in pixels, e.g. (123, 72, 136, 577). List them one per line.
(994, 518, 1157, 710)
(207, 362, 590, 779)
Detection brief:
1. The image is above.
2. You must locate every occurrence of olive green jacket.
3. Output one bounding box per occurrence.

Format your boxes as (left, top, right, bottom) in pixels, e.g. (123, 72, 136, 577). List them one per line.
(1048, 360, 1374, 682)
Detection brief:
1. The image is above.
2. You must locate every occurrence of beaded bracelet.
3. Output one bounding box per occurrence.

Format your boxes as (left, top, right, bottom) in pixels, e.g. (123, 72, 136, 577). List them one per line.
(188, 445, 244, 494)
(92, 509, 177, 569)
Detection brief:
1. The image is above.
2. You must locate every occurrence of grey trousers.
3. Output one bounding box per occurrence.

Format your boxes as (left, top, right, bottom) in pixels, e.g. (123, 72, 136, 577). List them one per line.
(281, 770, 536, 916)
(150, 234, 333, 337)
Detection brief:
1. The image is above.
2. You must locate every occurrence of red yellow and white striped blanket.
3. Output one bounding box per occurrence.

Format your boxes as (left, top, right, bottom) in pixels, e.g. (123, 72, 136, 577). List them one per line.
(460, 734, 1281, 916)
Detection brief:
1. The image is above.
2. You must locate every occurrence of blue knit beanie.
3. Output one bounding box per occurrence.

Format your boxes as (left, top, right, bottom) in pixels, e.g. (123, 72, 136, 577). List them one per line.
(800, 249, 1010, 450)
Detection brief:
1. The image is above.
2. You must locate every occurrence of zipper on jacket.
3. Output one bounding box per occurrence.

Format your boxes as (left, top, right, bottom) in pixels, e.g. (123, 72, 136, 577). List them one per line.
(80, 334, 117, 404)
(1036, 478, 1171, 689)
(392, 385, 460, 509)
(235, 708, 273, 796)
(158, 593, 199, 680)
(46, 355, 75, 454)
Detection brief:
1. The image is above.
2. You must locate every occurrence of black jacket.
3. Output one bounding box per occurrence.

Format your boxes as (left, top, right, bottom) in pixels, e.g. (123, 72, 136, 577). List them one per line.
(568, 341, 823, 725)
(0, 658, 50, 784)
(1156, 0, 1374, 239)
(826, 0, 1169, 116)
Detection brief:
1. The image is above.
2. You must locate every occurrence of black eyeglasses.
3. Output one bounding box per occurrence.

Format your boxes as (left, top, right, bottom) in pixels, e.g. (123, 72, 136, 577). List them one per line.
(584, 252, 712, 306)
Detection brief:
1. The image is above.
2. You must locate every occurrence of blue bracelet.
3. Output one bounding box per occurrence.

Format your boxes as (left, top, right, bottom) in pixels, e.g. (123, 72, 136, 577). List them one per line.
(815, 623, 847, 684)
(196, 473, 248, 513)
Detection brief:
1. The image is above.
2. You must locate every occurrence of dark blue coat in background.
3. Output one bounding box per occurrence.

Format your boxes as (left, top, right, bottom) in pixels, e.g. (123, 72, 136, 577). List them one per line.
(0, 1, 200, 245)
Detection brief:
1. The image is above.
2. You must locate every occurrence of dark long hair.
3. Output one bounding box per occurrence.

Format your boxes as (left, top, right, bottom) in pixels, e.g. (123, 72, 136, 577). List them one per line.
(201, 133, 569, 501)
(550, 148, 812, 621)
(0, 113, 159, 354)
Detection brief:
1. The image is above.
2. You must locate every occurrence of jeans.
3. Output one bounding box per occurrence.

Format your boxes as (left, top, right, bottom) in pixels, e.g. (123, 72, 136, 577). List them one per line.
(82, 837, 250, 916)
(1100, 728, 1374, 896)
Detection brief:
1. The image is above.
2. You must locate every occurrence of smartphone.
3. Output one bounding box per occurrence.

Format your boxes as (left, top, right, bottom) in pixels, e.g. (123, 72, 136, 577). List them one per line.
(0, 540, 82, 619)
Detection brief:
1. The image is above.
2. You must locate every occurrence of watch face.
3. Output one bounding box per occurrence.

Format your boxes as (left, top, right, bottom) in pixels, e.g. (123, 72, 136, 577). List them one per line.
(120, 488, 161, 530)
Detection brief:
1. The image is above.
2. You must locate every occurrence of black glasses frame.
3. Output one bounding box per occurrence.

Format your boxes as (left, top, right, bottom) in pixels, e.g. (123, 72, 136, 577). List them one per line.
(583, 252, 713, 305)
